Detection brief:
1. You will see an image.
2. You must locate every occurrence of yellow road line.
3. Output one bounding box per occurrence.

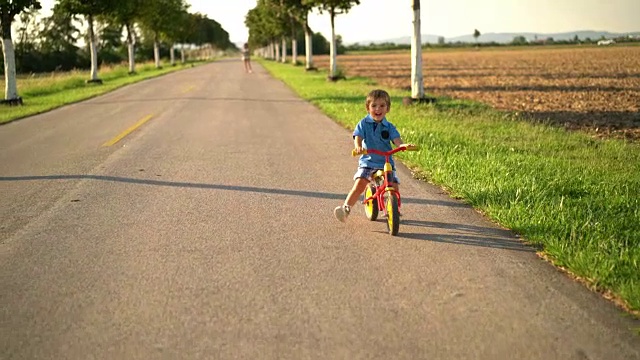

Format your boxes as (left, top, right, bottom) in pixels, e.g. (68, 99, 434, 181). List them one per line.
(182, 85, 195, 93)
(102, 114, 154, 147)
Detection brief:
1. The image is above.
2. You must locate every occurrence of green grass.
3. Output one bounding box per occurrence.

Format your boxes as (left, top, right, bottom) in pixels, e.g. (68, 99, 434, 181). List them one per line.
(259, 58, 640, 314)
(0, 61, 208, 124)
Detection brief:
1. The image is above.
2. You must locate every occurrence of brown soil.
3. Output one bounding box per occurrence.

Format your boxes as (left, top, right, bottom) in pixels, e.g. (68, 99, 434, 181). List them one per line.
(313, 46, 640, 141)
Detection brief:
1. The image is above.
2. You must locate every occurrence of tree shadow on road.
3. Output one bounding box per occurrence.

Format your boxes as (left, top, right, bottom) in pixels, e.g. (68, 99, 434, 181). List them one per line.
(0, 174, 466, 208)
(78, 97, 307, 105)
(2, 174, 536, 251)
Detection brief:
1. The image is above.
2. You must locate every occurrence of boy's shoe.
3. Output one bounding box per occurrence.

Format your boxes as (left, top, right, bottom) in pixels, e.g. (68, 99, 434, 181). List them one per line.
(334, 205, 351, 222)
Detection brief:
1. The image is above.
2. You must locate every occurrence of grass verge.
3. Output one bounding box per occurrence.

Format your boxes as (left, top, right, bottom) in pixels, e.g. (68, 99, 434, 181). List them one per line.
(0, 61, 207, 125)
(259, 58, 640, 315)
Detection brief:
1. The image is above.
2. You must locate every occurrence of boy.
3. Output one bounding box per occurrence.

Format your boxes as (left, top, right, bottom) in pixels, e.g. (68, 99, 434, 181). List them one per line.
(334, 89, 414, 222)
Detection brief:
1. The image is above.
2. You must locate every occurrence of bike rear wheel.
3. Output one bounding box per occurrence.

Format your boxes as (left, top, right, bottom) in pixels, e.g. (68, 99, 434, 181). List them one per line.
(364, 184, 378, 221)
(385, 192, 400, 235)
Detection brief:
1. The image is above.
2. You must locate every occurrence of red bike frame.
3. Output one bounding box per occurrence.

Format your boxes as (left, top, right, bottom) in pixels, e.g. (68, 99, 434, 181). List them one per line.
(354, 145, 411, 213)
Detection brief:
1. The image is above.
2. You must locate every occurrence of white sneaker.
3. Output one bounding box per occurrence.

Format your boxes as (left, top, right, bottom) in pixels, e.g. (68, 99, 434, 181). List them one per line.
(334, 205, 350, 222)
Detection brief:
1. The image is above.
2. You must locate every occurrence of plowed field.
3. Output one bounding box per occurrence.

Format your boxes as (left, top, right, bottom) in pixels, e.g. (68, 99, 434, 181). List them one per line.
(313, 46, 640, 140)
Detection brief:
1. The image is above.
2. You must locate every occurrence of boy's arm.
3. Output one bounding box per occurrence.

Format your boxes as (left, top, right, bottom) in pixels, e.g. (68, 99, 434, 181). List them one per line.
(354, 136, 364, 153)
(392, 137, 416, 149)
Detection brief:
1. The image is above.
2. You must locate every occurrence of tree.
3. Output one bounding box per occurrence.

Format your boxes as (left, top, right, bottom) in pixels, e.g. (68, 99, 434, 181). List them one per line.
(38, 6, 86, 72)
(96, 20, 124, 64)
(291, 29, 328, 57)
(245, 0, 284, 60)
(55, 0, 116, 83)
(160, 8, 191, 66)
(0, 0, 41, 104)
(245, 7, 266, 49)
(410, 0, 423, 100)
(188, 13, 233, 54)
(15, 8, 39, 55)
(512, 35, 527, 45)
(281, 0, 315, 69)
(262, 0, 289, 62)
(39, 7, 80, 53)
(172, 11, 198, 64)
(473, 28, 481, 43)
(139, 0, 188, 68)
(303, 0, 360, 80)
(106, 0, 144, 73)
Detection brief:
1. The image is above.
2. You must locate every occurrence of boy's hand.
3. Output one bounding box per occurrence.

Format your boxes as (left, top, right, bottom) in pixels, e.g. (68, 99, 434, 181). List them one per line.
(354, 145, 365, 155)
(399, 143, 417, 150)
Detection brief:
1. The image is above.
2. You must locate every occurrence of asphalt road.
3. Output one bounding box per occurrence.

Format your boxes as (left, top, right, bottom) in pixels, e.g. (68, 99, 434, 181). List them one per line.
(1, 59, 639, 359)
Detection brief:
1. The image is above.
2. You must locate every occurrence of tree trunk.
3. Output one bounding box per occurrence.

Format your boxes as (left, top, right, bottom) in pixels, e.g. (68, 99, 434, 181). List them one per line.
(290, 19, 297, 65)
(87, 15, 100, 82)
(153, 33, 161, 68)
(275, 41, 280, 62)
(291, 38, 297, 65)
(304, 20, 314, 70)
(1, 37, 18, 101)
(170, 43, 175, 66)
(181, 46, 186, 63)
(329, 10, 337, 78)
(0, 9, 21, 104)
(281, 37, 287, 63)
(126, 23, 136, 74)
(411, 0, 424, 98)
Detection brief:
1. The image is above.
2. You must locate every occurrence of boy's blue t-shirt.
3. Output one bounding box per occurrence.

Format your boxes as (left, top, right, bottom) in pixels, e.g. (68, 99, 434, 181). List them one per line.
(353, 114, 401, 169)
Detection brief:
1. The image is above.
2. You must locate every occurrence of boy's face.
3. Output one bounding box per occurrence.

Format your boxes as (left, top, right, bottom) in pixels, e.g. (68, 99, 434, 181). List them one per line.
(367, 98, 389, 122)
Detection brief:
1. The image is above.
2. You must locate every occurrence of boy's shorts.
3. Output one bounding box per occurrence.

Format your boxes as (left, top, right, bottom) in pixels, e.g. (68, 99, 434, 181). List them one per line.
(354, 167, 400, 184)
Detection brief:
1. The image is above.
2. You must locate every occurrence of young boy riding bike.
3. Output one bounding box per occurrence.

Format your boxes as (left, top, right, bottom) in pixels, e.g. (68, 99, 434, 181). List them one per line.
(334, 89, 415, 222)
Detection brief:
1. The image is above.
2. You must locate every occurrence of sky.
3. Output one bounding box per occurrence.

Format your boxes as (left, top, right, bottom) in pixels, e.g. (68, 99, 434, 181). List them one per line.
(36, 0, 639, 45)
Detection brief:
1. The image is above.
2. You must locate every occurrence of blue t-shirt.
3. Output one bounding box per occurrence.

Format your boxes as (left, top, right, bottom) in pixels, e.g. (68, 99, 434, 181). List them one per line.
(353, 114, 401, 169)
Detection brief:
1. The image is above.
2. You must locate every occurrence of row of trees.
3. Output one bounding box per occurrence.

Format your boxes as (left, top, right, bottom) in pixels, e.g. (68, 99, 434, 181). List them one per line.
(244, 0, 428, 100)
(1, 0, 234, 104)
(343, 34, 640, 52)
(244, 0, 361, 79)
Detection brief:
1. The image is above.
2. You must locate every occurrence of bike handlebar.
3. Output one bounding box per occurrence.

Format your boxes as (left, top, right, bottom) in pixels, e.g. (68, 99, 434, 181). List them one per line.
(352, 144, 420, 157)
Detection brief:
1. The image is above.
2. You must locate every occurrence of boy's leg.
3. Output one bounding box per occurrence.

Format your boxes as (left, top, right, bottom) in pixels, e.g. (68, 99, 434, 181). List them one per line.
(345, 177, 370, 207)
(334, 177, 369, 222)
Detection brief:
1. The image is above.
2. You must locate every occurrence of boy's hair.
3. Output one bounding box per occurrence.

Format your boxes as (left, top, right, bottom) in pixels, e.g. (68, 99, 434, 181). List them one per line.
(365, 89, 391, 110)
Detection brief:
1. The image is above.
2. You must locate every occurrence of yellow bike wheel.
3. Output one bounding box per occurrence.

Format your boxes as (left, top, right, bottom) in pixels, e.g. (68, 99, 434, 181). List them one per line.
(364, 184, 378, 221)
(386, 192, 400, 235)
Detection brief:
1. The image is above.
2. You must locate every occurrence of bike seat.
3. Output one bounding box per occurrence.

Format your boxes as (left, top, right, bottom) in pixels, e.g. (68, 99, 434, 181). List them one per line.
(373, 170, 385, 179)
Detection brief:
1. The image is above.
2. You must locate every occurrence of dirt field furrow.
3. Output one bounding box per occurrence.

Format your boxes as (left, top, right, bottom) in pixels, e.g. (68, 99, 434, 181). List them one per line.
(313, 46, 640, 140)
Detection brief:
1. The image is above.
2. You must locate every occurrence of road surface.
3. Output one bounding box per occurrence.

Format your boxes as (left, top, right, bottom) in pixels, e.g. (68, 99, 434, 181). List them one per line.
(1, 59, 639, 359)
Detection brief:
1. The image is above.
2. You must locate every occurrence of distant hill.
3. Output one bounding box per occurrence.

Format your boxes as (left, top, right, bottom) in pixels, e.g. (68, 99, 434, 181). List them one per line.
(349, 30, 640, 45)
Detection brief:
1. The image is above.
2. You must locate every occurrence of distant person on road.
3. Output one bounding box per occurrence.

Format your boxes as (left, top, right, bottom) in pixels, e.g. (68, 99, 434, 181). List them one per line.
(242, 43, 253, 73)
(334, 89, 415, 222)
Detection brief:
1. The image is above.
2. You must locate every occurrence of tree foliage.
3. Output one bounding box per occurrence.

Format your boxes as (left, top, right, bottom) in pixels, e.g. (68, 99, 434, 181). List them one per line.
(189, 13, 232, 48)
(1, 0, 236, 75)
(54, 0, 113, 18)
(302, 0, 360, 15)
(138, 0, 187, 41)
(39, 6, 80, 52)
(0, 0, 41, 38)
(245, 0, 288, 47)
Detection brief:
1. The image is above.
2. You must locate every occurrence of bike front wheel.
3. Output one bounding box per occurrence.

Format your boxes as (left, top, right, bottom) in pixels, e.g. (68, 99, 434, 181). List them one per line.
(385, 192, 400, 236)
